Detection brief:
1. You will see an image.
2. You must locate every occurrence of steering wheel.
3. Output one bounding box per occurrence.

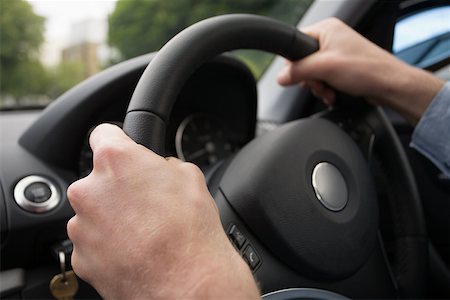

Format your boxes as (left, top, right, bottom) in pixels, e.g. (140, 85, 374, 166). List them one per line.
(122, 14, 427, 298)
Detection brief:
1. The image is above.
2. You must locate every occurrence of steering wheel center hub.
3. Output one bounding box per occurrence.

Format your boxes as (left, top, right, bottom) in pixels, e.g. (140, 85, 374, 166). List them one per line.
(220, 118, 378, 279)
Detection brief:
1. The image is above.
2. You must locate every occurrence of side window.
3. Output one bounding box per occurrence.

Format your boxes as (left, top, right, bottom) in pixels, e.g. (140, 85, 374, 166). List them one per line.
(393, 5, 450, 80)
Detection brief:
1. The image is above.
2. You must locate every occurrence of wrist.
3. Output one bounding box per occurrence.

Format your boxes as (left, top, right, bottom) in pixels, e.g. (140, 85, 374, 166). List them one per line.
(185, 248, 260, 299)
(141, 234, 260, 299)
(378, 60, 444, 124)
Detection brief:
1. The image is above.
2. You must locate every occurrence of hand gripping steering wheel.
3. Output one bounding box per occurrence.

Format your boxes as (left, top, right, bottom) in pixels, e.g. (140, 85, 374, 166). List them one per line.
(123, 15, 427, 298)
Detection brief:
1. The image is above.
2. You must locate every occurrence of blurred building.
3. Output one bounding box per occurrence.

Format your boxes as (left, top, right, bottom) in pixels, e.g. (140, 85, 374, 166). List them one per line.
(62, 42, 99, 77)
(62, 19, 113, 78)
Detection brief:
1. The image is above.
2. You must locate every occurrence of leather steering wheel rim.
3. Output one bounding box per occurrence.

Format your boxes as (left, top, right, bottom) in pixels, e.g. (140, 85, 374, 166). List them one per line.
(123, 14, 428, 297)
(122, 14, 318, 153)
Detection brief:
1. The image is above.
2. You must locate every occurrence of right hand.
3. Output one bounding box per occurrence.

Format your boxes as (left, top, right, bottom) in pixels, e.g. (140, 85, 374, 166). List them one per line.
(67, 124, 260, 299)
(277, 18, 444, 124)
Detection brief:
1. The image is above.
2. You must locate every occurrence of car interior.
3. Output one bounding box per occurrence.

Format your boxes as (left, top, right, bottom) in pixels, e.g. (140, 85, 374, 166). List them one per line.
(1, 0, 449, 299)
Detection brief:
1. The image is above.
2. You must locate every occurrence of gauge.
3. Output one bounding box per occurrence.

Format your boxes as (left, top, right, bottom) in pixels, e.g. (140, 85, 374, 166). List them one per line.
(175, 114, 236, 167)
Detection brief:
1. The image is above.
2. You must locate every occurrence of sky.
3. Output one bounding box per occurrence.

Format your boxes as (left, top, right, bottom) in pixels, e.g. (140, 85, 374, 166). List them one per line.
(27, 0, 117, 65)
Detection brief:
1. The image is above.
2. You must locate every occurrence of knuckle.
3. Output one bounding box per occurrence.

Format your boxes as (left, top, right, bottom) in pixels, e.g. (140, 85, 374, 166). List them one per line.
(66, 180, 86, 212)
(286, 65, 297, 78)
(180, 162, 204, 182)
(327, 17, 344, 27)
(93, 140, 128, 167)
(179, 162, 209, 201)
(67, 222, 95, 284)
(70, 250, 80, 273)
(70, 250, 89, 282)
(66, 182, 78, 202)
(94, 143, 115, 162)
(91, 123, 110, 135)
(66, 216, 80, 243)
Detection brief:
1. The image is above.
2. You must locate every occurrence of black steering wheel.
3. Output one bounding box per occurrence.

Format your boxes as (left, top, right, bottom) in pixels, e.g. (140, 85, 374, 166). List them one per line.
(123, 14, 427, 298)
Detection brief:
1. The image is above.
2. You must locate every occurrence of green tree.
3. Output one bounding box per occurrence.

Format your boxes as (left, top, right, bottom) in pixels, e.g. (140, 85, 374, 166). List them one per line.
(0, 0, 47, 99)
(108, 0, 312, 77)
(46, 62, 85, 99)
(4, 59, 49, 98)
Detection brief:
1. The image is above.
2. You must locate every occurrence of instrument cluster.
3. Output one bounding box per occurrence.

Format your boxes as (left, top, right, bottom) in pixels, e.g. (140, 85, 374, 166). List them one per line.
(78, 56, 257, 177)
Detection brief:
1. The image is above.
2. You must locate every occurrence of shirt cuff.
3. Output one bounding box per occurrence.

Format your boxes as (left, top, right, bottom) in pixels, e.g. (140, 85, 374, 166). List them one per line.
(410, 82, 450, 178)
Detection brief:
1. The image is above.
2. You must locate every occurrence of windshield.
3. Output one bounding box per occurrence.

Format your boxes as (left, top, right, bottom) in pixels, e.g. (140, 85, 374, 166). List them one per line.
(0, 0, 313, 110)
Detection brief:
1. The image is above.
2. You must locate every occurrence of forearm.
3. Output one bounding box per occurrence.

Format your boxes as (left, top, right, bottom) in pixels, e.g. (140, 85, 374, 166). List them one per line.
(377, 60, 445, 125)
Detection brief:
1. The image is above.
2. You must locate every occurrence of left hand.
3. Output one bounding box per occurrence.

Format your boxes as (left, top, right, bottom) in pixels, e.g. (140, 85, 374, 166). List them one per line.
(277, 18, 444, 124)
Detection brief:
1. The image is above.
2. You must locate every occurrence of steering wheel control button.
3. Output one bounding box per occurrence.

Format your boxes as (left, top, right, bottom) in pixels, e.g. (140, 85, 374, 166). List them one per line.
(311, 162, 348, 211)
(228, 224, 246, 249)
(14, 176, 60, 213)
(24, 182, 52, 203)
(243, 245, 260, 270)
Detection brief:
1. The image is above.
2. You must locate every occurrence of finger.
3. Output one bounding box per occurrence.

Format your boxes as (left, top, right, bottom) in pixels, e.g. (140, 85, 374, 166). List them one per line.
(303, 80, 336, 106)
(278, 18, 351, 86)
(88, 124, 131, 172)
(277, 23, 322, 86)
(299, 24, 320, 40)
(89, 123, 167, 173)
(277, 51, 335, 86)
(277, 62, 295, 86)
(89, 123, 131, 153)
(283, 58, 291, 66)
(320, 86, 336, 106)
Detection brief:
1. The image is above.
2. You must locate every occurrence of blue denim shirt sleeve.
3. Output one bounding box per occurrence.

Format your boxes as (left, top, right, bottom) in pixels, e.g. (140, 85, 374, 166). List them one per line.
(410, 82, 450, 178)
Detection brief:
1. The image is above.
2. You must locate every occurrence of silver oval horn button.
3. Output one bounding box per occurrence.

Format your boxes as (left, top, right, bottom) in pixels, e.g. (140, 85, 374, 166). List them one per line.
(312, 162, 348, 212)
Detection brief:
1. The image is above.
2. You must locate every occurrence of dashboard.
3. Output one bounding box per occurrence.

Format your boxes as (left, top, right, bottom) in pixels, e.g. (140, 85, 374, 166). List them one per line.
(11, 54, 257, 180)
(0, 54, 257, 274)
